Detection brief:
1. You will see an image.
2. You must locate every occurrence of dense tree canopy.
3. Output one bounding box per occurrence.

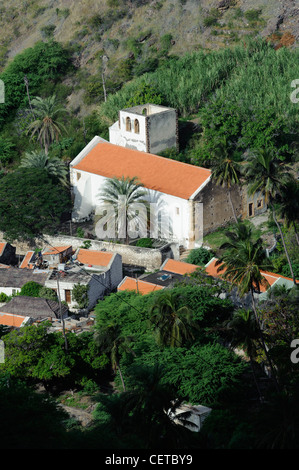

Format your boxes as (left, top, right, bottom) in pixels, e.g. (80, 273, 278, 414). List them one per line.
(0, 168, 71, 241)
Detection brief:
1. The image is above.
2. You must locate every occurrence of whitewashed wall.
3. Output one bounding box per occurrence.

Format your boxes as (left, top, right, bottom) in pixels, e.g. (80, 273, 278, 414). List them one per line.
(0, 287, 21, 296)
(71, 169, 193, 247)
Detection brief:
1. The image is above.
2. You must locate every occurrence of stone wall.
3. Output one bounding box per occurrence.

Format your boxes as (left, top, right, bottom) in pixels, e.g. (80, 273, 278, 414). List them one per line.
(0, 232, 179, 272)
(195, 180, 243, 235)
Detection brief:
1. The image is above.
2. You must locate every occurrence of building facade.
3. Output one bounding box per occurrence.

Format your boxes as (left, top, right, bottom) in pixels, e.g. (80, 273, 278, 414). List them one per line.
(109, 104, 178, 154)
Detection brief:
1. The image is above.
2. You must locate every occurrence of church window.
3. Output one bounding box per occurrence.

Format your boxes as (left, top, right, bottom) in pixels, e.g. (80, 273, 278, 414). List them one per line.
(126, 117, 131, 131)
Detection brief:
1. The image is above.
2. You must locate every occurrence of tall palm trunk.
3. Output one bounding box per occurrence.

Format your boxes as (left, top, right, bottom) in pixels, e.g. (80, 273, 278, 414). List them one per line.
(116, 362, 126, 391)
(270, 202, 297, 285)
(250, 286, 280, 394)
(249, 356, 264, 402)
(228, 187, 238, 223)
(293, 222, 299, 247)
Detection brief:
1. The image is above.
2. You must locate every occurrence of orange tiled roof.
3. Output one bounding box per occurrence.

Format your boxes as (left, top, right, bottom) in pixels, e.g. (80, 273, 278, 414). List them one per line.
(43, 246, 72, 256)
(0, 264, 10, 269)
(204, 258, 297, 292)
(0, 243, 6, 256)
(76, 249, 113, 267)
(73, 142, 211, 200)
(0, 313, 26, 327)
(204, 258, 226, 278)
(161, 259, 199, 275)
(118, 277, 164, 294)
(20, 251, 35, 269)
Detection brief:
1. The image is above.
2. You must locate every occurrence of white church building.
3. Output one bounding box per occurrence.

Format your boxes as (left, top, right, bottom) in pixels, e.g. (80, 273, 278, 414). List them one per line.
(70, 104, 244, 249)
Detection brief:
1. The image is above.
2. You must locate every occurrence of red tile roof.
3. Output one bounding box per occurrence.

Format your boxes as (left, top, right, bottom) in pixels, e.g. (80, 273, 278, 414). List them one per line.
(161, 259, 199, 275)
(43, 246, 72, 256)
(0, 313, 27, 327)
(204, 258, 297, 292)
(76, 249, 113, 267)
(204, 258, 226, 278)
(73, 142, 211, 200)
(0, 243, 6, 256)
(118, 277, 164, 294)
(20, 251, 35, 269)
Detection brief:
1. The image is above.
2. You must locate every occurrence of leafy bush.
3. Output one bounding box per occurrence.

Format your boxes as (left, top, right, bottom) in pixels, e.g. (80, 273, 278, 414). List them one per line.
(244, 9, 262, 22)
(0, 40, 71, 127)
(186, 247, 214, 266)
(203, 16, 219, 27)
(40, 25, 56, 39)
(72, 283, 89, 309)
(20, 281, 43, 297)
(0, 292, 9, 302)
(281, 263, 299, 279)
(135, 238, 153, 248)
(38, 287, 58, 302)
(0, 137, 15, 167)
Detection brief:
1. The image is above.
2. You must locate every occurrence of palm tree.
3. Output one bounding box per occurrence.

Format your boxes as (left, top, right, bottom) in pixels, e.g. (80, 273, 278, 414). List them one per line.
(122, 364, 196, 448)
(98, 176, 148, 244)
(20, 150, 68, 186)
(94, 322, 135, 392)
(149, 290, 196, 348)
(216, 223, 280, 392)
(27, 95, 67, 155)
(275, 178, 299, 247)
(242, 149, 297, 285)
(223, 309, 264, 401)
(210, 138, 242, 223)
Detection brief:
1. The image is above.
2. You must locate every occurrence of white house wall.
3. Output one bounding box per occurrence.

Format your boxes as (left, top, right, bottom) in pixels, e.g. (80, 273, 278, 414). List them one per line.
(71, 169, 194, 247)
(0, 287, 21, 296)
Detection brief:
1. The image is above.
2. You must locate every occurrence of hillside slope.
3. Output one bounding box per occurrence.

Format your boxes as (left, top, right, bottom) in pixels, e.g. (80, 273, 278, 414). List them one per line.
(0, 1, 297, 117)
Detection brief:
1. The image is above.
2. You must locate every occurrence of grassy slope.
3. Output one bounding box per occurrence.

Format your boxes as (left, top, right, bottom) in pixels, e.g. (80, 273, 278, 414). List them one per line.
(0, 0, 297, 117)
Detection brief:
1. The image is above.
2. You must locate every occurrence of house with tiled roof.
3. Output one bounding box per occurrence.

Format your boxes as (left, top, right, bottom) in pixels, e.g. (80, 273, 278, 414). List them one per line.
(0, 296, 69, 324)
(139, 258, 198, 288)
(0, 312, 30, 329)
(117, 276, 164, 295)
(19, 251, 35, 269)
(44, 249, 123, 309)
(42, 245, 73, 266)
(160, 258, 199, 275)
(0, 267, 49, 297)
(204, 257, 297, 300)
(70, 136, 244, 249)
(74, 248, 116, 271)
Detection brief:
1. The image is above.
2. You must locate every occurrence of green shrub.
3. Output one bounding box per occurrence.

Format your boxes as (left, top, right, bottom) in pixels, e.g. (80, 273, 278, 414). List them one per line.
(244, 9, 262, 22)
(136, 238, 153, 248)
(76, 227, 85, 238)
(20, 281, 43, 297)
(40, 25, 56, 39)
(38, 287, 58, 302)
(281, 263, 299, 279)
(203, 16, 218, 27)
(0, 292, 9, 302)
(186, 247, 214, 266)
(72, 283, 89, 309)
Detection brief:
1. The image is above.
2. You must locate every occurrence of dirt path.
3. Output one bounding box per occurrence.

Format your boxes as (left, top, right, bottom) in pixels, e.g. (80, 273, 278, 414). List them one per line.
(59, 403, 96, 427)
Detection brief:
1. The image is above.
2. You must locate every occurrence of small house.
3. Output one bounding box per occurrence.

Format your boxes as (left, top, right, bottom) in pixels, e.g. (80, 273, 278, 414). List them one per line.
(117, 276, 164, 295)
(0, 296, 69, 324)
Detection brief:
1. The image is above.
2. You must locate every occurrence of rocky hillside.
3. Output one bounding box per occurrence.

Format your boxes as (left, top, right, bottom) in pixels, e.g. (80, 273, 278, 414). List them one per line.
(0, 0, 297, 116)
